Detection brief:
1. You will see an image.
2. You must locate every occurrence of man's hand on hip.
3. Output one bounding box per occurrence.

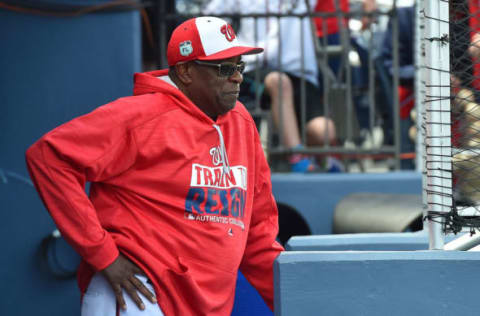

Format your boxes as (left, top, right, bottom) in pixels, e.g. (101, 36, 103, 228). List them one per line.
(101, 253, 157, 311)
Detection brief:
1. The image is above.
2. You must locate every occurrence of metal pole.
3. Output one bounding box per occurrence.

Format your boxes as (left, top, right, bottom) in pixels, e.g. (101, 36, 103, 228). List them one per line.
(303, 0, 330, 147)
(254, 16, 261, 110)
(322, 19, 331, 147)
(345, 37, 353, 144)
(158, 0, 167, 68)
(300, 15, 307, 146)
(392, 1, 401, 170)
(468, 244, 480, 251)
(333, 0, 353, 143)
(368, 25, 375, 134)
(424, 0, 452, 250)
(273, 11, 284, 149)
(416, 0, 429, 232)
(253, 17, 260, 115)
(444, 234, 480, 251)
(415, 1, 424, 173)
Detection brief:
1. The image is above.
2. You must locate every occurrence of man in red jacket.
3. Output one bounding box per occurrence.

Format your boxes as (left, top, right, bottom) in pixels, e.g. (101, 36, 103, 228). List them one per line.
(26, 16, 284, 316)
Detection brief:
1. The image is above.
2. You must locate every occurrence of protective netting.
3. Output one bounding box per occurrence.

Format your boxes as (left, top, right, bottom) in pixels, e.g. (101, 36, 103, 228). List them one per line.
(423, 0, 480, 235)
(451, 0, 480, 207)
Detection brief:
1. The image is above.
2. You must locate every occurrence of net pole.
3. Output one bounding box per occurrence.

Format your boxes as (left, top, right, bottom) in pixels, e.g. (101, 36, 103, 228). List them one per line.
(416, 0, 427, 227)
(415, 0, 425, 174)
(424, 0, 452, 250)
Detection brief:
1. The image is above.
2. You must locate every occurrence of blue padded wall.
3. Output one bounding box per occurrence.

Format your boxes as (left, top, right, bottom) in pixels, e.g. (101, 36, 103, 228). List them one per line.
(274, 251, 480, 316)
(285, 231, 462, 251)
(286, 231, 431, 251)
(0, 5, 141, 315)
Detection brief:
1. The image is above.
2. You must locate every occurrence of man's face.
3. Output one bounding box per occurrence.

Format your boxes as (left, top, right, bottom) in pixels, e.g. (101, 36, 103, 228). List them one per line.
(188, 56, 243, 119)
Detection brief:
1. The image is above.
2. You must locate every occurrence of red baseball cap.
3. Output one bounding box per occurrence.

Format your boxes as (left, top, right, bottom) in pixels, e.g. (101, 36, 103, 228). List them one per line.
(167, 16, 263, 66)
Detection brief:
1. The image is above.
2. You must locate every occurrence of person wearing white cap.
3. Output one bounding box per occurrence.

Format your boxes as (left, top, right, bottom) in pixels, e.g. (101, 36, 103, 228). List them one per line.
(26, 16, 284, 316)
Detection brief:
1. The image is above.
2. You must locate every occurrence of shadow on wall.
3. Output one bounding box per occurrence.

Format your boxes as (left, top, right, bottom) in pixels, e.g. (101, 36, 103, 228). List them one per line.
(277, 203, 312, 245)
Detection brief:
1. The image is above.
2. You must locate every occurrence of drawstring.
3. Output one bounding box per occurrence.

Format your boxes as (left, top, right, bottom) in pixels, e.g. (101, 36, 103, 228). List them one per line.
(213, 124, 230, 174)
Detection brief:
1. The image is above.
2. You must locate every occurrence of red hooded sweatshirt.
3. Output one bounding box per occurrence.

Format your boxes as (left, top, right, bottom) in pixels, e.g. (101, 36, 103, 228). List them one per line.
(25, 69, 284, 315)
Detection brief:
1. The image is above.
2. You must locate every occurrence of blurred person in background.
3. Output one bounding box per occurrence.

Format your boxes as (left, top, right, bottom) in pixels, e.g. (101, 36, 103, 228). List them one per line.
(313, 0, 377, 144)
(380, 5, 416, 169)
(203, 0, 344, 173)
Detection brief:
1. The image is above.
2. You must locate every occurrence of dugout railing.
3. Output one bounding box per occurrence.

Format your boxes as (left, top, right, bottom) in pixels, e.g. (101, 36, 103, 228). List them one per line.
(154, 0, 408, 172)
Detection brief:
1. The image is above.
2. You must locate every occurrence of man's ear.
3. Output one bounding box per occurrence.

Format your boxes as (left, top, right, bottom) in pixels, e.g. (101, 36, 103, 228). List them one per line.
(174, 63, 193, 85)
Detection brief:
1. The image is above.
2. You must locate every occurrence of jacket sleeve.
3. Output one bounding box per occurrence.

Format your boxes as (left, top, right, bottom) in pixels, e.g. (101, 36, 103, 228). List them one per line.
(239, 129, 284, 311)
(25, 101, 138, 271)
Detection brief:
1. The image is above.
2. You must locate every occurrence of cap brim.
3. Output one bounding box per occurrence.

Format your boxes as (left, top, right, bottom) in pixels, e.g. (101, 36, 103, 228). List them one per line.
(198, 46, 263, 61)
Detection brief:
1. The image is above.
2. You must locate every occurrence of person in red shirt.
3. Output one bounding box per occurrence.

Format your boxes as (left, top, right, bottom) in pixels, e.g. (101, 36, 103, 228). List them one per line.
(25, 16, 284, 316)
(313, 0, 349, 39)
(312, 0, 375, 74)
(313, 0, 376, 136)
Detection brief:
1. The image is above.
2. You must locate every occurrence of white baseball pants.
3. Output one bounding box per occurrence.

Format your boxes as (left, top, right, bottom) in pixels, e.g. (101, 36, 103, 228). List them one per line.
(81, 273, 164, 316)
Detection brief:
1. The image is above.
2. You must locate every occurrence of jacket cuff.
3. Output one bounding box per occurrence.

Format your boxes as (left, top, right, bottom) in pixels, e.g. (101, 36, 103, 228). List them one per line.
(84, 233, 119, 271)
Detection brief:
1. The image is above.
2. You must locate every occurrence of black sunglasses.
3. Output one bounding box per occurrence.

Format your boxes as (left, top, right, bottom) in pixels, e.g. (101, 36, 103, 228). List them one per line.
(193, 60, 246, 77)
